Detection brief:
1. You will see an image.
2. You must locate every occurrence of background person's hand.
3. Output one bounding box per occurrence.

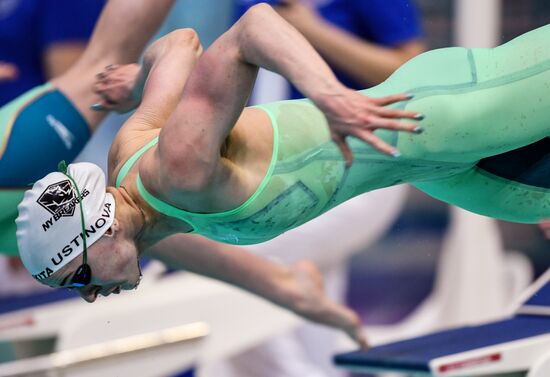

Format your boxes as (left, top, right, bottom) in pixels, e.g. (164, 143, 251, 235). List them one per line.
(315, 88, 423, 165)
(0, 62, 18, 82)
(92, 63, 142, 113)
(287, 260, 369, 349)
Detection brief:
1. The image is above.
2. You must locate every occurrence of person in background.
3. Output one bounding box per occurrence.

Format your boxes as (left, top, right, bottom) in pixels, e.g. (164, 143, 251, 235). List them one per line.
(0, 0, 106, 106)
(0, 0, 104, 292)
(236, 0, 425, 97)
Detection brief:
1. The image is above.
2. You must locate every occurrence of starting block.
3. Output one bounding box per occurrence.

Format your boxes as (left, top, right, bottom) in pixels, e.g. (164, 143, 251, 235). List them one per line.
(335, 268, 550, 376)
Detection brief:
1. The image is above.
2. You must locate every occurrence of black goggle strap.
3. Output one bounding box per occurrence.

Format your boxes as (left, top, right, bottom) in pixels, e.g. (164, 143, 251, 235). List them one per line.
(58, 161, 88, 265)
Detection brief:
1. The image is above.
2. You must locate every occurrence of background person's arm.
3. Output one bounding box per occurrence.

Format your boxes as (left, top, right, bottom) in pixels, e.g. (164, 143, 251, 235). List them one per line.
(40, 0, 106, 79)
(275, 0, 425, 86)
(44, 43, 89, 79)
(144, 234, 368, 349)
(69, 0, 176, 73)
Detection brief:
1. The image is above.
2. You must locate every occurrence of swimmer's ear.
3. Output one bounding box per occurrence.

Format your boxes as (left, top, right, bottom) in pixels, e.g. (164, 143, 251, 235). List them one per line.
(104, 227, 114, 237)
(104, 219, 120, 237)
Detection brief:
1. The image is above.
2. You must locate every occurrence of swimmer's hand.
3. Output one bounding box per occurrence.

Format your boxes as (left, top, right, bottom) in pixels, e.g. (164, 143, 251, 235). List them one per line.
(287, 261, 369, 349)
(315, 89, 423, 166)
(540, 220, 550, 240)
(0, 62, 18, 82)
(92, 63, 143, 113)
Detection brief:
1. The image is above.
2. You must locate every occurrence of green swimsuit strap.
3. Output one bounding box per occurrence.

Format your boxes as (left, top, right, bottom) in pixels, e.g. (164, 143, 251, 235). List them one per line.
(135, 105, 280, 224)
(115, 136, 200, 231)
(115, 137, 159, 188)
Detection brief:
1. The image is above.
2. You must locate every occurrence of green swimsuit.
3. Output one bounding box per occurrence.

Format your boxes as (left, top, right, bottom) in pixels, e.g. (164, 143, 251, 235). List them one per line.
(116, 25, 550, 245)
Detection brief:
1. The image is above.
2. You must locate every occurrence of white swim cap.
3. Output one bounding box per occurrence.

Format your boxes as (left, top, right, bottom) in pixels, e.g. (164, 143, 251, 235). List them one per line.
(16, 162, 116, 282)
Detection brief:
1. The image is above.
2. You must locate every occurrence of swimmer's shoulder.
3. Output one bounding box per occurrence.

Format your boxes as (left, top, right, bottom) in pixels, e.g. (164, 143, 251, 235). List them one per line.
(108, 122, 160, 186)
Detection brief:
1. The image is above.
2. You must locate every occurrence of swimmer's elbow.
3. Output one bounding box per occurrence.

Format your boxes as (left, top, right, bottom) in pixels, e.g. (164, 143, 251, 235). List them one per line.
(239, 3, 278, 30)
(162, 28, 202, 57)
(243, 3, 276, 18)
(144, 28, 202, 67)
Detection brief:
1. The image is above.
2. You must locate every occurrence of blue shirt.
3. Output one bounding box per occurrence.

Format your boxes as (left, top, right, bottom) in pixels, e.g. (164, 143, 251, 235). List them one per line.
(0, 0, 105, 106)
(235, 0, 423, 97)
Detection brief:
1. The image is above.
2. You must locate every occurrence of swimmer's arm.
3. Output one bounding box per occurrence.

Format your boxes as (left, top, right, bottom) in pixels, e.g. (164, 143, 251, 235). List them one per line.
(158, 4, 421, 176)
(144, 234, 368, 349)
(95, 29, 203, 119)
(133, 29, 202, 124)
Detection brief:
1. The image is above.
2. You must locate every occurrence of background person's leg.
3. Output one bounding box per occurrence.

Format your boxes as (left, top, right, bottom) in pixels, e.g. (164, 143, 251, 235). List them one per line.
(51, 0, 175, 132)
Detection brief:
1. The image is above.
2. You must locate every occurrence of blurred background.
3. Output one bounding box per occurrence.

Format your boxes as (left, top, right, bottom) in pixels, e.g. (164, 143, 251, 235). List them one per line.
(0, 1, 549, 377)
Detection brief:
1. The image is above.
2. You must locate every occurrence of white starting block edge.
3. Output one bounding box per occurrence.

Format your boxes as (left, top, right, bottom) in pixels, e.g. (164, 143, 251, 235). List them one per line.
(513, 268, 550, 316)
(0, 272, 302, 377)
(0, 322, 209, 377)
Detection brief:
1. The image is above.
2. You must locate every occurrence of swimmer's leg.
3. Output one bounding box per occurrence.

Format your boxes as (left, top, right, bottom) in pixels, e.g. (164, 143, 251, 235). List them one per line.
(414, 137, 550, 223)
(413, 167, 550, 224)
(361, 25, 550, 164)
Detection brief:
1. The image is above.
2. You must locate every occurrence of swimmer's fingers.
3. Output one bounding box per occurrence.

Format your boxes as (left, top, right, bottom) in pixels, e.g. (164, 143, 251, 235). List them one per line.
(93, 81, 119, 100)
(371, 93, 414, 107)
(343, 315, 370, 350)
(356, 331, 370, 350)
(93, 83, 117, 104)
(93, 81, 109, 95)
(320, 297, 369, 350)
(350, 128, 399, 157)
(105, 64, 119, 71)
(93, 63, 142, 113)
(90, 100, 116, 112)
(331, 133, 354, 167)
(376, 106, 423, 121)
(369, 116, 424, 135)
(96, 64, 119, 79)
(91, 81, 118, 111)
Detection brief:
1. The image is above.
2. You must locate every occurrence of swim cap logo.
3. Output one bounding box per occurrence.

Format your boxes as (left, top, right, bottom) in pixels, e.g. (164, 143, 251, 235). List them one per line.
(37, 180, 77, 217)
(38, 180, 91, 232)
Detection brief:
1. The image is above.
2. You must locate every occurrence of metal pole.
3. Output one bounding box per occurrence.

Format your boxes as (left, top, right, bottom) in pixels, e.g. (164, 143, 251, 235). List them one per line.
(454, 0, 502, 47)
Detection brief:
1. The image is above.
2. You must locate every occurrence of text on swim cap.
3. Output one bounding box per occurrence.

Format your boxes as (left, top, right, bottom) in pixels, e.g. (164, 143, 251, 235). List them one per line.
(33, 202, 113, 282)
